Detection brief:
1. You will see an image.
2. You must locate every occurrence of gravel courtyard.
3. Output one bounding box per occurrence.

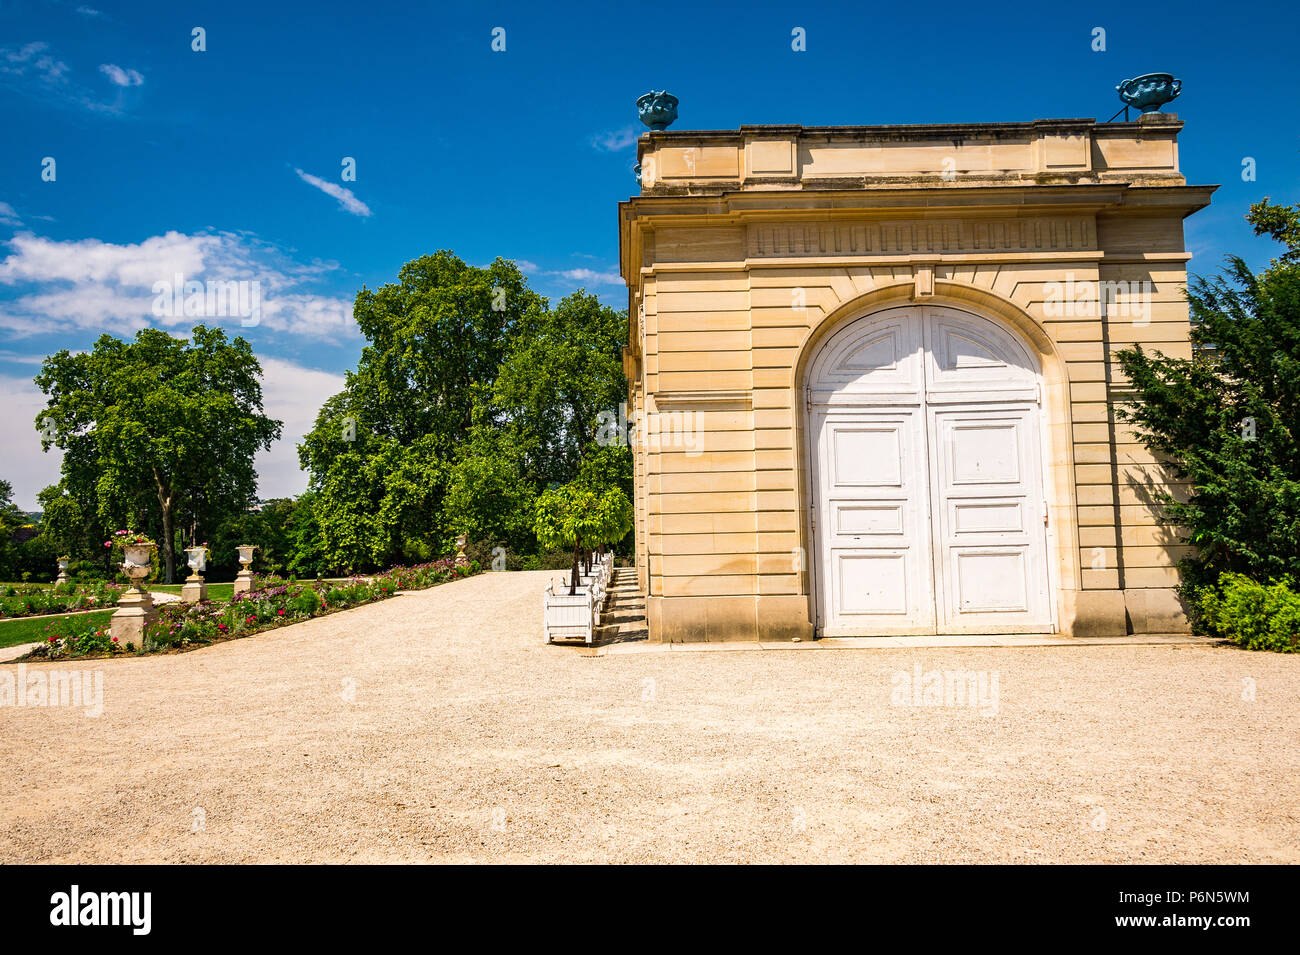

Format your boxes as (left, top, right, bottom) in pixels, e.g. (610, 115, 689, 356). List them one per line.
(1, 570, 1296, 864)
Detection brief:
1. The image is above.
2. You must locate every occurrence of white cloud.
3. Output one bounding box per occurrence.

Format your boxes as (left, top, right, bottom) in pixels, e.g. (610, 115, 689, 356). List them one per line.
(294, 169, 372, 217)
(99, 63, 143, 87)
(0, 230, 356, 338)
(553, 267, 624, 286)
(76, 6, 104, 17)
(0, 349, 49, 364)
(590, 126, 638, 152)
(257, 293, 354, 337)
(0, 232, 208, 286)
(1, 41, 69, 84)
(0, 202, 21, 227)
(0, 372, 60, 510)
(1, 41, 139, 114)
(515, 260, 623, 288)
(254, 358, 344, 499)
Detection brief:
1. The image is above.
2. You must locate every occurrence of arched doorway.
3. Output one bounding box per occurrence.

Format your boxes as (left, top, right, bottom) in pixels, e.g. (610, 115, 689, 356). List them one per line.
(806, 304, 1054, 635)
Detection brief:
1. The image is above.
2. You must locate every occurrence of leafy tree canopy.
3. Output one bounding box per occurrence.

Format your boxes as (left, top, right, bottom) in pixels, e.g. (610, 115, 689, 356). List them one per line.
(300, 252, 630, 572)
(534, 482, 633, 594)
(34, 325, 281, 582)
(0, 479, 30, 580)
(1116, 199, 1300, 602)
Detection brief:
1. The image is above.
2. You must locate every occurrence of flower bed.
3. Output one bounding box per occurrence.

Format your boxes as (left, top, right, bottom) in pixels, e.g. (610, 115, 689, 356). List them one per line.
(0, 580, 126, 619)
(21, 558, 478, 661)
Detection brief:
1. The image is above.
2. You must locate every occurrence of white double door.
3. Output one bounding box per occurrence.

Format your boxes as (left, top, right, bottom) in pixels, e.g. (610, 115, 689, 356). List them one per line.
(810, 307, 1054, 635)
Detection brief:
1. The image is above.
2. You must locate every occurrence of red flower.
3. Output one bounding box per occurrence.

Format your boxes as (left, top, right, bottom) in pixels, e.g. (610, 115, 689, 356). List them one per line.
(104, 541, 111, 548)
(111, 636, 119, 643)
(48, 636, 57, 642)
(277, 609, 285, 616)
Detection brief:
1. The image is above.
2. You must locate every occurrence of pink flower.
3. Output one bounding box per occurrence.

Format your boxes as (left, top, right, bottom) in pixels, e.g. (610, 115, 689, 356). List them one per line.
(104, 541, 111, 548)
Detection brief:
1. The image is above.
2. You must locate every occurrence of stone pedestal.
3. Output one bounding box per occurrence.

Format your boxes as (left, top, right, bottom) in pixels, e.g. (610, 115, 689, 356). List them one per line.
(110, 589, 155, 649)
(55, 558, 71, 585)
(233, 544, 257, 594)
(182, 546, 209, 602)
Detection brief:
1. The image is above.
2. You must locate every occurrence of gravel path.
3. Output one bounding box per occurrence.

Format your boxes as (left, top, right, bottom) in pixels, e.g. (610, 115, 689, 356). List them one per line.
(1, 570, 1296, 864)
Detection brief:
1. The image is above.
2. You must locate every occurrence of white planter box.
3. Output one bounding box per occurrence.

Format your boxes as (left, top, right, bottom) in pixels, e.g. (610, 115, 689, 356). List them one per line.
(543, 584, 596, 644)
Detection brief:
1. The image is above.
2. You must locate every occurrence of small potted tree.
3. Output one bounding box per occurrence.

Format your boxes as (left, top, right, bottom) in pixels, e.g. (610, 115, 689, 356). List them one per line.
(535, 482, 632, 643)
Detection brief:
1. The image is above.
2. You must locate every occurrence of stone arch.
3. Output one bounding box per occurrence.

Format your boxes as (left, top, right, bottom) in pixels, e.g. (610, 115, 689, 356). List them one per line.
(789, 280, 1082, 633)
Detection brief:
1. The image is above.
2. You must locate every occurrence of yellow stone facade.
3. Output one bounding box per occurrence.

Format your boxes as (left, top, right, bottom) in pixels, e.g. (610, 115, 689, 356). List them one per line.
(619, 115, 1214, 642)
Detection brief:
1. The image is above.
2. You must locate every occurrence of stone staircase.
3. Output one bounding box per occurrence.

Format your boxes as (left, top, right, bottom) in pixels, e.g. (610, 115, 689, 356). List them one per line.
(595, 567, 648, 645)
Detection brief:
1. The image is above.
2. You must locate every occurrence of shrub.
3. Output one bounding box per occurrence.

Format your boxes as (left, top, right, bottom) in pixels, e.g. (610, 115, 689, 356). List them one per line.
(520, 550, 576, 571)
(69, 559, 112, 581)
(464, 539, 527, 571)
(1197, 573, 1300, 652)
(0, 579, 124, 618)
(289, 589, 319, 616)
(25, 619, 128, 659)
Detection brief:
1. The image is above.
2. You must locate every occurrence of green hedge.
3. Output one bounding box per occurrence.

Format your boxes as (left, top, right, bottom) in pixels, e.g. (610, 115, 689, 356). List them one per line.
(1198, 573, 1300, 652)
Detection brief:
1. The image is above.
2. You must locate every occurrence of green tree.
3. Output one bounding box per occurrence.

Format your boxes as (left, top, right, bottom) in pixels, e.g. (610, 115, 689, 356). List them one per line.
(442, 422, 537, 554)
(299, 253, 545, 570)
(285, 491, 327, 578)
(533, 482, 633, 594)
(34, 325, 282, 583)
(1116, 199, 1300, 605)
(206, 497, 298, 580)
(493, 289, 629, 487)
(474, 288, 633, 556)
(0, 479, 28, 580)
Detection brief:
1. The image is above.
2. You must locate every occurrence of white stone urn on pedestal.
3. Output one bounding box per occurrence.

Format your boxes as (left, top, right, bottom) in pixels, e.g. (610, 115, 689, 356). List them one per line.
(455, 533, 468, 567)
(233, 543, 258, 595)
(55, 556, 71, 585)
(181, 545, 208, 603)
(110, 539, 156, 649)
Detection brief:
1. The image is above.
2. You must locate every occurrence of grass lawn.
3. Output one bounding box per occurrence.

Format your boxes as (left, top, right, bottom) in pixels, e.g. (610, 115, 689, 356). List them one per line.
(0, 609, 115, 649)
(2, 577, 354, 651)
(151, 582, 236, 601)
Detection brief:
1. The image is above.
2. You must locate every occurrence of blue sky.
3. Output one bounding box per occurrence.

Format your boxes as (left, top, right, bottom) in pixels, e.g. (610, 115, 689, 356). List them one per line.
(2, 0, 1297, 508)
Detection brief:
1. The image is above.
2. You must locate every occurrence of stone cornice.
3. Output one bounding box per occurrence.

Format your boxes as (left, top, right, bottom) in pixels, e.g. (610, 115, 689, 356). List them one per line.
(636, 117, 1181, 153)
(618, 185, 1215, 284)
(622, 184, 1213, 219)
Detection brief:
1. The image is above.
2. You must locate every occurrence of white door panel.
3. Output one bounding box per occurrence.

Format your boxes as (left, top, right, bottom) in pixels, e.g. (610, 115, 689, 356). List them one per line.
(814, 410, 934, 635)
(809, 305, 1054, 636)
(928, 406, 1053, 631)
